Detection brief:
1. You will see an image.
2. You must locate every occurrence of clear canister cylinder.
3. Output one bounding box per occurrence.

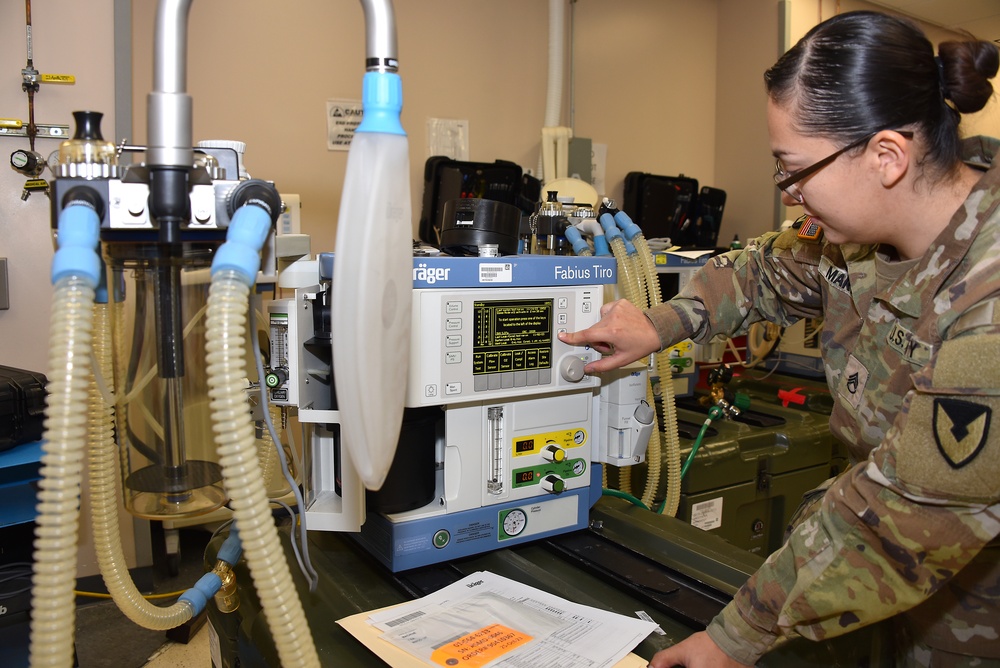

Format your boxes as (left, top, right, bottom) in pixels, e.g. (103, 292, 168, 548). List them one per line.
(105, 241, 227, 519)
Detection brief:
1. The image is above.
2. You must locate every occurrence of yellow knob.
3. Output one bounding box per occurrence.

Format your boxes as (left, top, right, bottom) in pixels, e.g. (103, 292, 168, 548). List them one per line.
(543, 444, 565, 463)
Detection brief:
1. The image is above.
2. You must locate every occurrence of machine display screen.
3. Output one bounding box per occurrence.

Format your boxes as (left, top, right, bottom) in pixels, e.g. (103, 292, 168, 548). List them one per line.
(472, 299, 552, 375)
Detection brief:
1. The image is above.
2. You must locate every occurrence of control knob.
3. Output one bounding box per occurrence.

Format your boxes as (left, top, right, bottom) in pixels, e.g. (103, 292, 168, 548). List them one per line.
(541, 474, 565, 494)
(542, 444, 565, 463)
(559, 356, 586, 382)
(264, 368, 288, 388)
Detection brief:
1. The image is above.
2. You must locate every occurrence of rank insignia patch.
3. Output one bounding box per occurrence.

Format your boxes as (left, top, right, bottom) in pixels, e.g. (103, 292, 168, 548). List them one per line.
(933, 398, 991, 469)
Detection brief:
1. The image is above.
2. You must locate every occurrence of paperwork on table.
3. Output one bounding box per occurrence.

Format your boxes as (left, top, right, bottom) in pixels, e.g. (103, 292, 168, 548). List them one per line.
(338, 570, 658, 667)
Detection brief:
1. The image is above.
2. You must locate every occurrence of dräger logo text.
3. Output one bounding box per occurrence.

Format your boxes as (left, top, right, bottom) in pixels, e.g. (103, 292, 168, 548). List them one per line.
(413, 263, 451, 284)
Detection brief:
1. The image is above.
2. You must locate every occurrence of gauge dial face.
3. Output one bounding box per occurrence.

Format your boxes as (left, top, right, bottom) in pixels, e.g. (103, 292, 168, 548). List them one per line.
(502, 508, 527, 537)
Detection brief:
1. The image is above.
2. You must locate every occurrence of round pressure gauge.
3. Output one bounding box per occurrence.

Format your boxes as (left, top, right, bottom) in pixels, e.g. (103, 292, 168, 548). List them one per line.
(502, 508, 527, 537)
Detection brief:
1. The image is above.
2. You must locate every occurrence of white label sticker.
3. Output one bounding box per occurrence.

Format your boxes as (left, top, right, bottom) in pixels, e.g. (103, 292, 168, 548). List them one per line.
(479, 262, 513, 283)
(690, 497, 723, 531)
(635, 610, 666, 635)
(208, 619, 222, 668)
(326, 98, 364, 151)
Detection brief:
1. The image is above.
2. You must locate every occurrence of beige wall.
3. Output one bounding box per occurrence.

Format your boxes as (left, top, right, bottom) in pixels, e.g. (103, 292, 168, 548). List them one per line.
(128, 0, 722, 255)
(715, 0, 782, 243)
(571, 0, 719, 206)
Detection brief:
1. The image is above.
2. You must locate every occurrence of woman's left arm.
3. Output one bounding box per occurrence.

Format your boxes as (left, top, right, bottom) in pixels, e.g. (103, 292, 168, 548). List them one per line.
(700, 316, 1000, 666)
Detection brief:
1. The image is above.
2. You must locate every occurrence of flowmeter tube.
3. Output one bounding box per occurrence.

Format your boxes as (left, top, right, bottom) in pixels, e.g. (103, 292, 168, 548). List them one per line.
(487, 407, 504, 495)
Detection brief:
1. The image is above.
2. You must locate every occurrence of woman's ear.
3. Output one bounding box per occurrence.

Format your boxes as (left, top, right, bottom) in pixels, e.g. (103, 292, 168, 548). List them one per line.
(872, 130, 911, 188)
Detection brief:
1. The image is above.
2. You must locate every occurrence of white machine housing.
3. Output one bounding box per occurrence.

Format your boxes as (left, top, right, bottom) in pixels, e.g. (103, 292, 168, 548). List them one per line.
(406, 282, 604, 406)
(268, 254, 639, 570)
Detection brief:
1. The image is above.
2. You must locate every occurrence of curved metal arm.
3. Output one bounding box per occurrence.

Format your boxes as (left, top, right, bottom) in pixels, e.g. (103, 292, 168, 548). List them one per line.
(360, 0, 398, 72)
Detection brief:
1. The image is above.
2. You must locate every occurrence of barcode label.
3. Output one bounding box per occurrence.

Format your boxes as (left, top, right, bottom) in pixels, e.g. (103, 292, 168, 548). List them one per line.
(384, 610, 426, 628)
(636, 610, 666, 635)
(479, 263, 513, 283)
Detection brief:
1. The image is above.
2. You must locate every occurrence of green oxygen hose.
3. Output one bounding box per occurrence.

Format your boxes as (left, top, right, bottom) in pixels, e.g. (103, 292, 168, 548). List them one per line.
(680, 405, 724, 480)
(602, 488, 650, 510)
(658, 405, 723, 514)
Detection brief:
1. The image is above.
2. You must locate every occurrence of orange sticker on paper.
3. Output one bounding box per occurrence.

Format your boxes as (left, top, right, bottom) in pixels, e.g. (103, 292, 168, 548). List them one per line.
(430, 623, 533, 667)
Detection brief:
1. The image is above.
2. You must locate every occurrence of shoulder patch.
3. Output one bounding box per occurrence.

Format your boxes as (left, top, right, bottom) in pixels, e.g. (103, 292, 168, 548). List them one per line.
(933, 398, 991, 468)
(897, 391, 1000, 502)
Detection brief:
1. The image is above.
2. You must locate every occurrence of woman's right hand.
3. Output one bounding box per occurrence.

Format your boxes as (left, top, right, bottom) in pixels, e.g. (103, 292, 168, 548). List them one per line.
(648, 632, 753, 668)
(557, 299, 662, 373)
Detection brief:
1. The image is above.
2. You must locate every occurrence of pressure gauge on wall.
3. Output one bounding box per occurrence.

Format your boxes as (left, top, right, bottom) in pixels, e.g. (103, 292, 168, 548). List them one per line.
(502, 508, 527, 538)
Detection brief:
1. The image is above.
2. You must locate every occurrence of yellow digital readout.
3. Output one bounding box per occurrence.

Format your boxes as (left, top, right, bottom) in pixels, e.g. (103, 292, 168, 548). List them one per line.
(511, 428, 587, 456)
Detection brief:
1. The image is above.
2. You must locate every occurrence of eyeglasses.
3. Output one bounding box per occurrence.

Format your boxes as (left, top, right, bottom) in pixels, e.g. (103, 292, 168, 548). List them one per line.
(774, 130, 914, 204)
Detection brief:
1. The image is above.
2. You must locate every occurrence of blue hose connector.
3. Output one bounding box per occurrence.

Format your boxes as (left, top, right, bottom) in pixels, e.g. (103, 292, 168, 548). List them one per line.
(598, 212, 624, 243)
(614, 210, 644, 241)
(593, 234, 611, 257)
(211, 205, 272, 285)
(357, 71, 405, 136)
(52, 203, 102, 288)
(179, 572, 223, 616)
(217, 528, 243, 566)
(564, 224, 591, 256)
(95, 267, 110, 305)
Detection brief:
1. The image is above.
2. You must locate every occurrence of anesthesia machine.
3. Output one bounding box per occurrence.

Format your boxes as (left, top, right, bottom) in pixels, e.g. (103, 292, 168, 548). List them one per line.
(267, 251, 657, 571)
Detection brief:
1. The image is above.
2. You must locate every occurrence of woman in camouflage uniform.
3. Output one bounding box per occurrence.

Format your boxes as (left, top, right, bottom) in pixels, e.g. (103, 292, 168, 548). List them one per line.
(561, 10, 1000, 668)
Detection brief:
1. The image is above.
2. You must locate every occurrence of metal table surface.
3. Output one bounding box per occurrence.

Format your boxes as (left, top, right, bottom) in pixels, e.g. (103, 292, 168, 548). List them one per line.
(207, 498, 883, 667)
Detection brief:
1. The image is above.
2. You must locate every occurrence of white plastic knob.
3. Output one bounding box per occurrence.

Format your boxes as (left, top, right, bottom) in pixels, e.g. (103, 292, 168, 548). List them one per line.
(559, 356, 586, 382)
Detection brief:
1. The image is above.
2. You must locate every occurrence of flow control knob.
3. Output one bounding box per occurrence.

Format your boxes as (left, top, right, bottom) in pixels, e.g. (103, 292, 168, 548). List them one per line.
(541, 474, 565, 494)
(10, 149, 45, 176)
(559, 356, 586, 382)
(264, 368, 288, 388)
(542, 444, 565, 463)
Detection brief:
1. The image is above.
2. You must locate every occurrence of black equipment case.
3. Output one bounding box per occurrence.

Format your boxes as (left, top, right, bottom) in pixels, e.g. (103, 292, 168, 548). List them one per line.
(0, 366, 47, 452)
(418, 157, 539, 246)
(623, 172, 725, 249)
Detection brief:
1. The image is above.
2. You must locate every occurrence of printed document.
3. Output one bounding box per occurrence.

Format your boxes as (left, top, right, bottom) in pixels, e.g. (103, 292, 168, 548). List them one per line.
(341, 570, 657, 667)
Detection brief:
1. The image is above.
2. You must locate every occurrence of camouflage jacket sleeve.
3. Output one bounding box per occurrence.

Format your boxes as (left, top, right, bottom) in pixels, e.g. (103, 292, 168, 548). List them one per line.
(704, 308, 1000, 665)
(645, 228, 825, 350)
